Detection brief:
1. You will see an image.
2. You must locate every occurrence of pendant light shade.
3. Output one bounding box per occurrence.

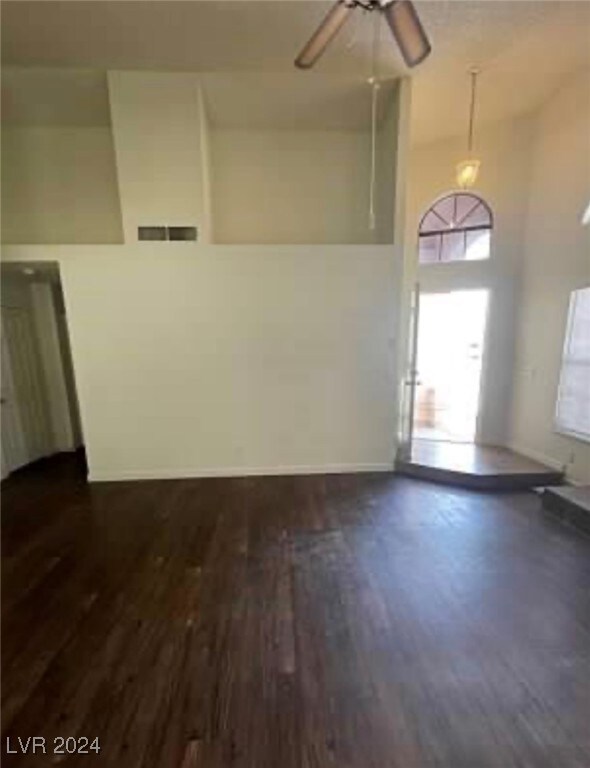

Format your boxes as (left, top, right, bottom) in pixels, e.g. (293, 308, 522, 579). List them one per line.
(382, 0, 431, 68)
(295, 0, 355, 69)
(456, 68, 481, 189)
(456, 159, 480, 190)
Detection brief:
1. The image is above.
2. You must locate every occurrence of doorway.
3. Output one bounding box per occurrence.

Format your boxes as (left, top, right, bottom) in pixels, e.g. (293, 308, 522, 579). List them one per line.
(413, 289, 488, 443)
(1, 263, 84, 479)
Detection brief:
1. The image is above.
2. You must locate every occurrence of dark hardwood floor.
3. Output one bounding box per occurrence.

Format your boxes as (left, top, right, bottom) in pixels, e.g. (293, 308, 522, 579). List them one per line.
(2, 455, 590, 767)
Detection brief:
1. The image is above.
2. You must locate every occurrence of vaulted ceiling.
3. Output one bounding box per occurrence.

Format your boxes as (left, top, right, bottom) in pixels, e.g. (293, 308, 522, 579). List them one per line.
(2, 1, 589, 142)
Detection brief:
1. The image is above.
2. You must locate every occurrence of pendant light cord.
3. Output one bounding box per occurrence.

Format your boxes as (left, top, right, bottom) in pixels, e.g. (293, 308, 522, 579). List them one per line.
(467, 68, 479, 154)
(369, 84, 379, 231)
(368, 11, 381, 231)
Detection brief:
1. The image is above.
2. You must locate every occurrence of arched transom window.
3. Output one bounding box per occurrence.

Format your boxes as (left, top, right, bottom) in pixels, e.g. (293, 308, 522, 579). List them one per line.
(418, 193, 493, 264)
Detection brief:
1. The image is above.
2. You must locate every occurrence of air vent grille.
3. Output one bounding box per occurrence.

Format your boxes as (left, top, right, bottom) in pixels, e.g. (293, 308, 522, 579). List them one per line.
(168, 226, 197, 241)
(138, 226, 167, 241)
(138, 226, 198, 242)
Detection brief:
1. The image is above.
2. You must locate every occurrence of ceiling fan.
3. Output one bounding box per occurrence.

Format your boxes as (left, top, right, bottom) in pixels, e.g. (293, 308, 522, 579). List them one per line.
(295, 0, 431, 70)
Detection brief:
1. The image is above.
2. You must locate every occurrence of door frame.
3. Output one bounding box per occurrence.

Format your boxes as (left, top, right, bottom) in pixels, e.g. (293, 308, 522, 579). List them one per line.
(397, 282, 421, 460)
(412, 286, 490, 445)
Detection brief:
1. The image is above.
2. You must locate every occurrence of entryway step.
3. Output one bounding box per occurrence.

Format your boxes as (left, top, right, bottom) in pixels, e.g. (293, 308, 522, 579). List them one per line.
(396, 441, 564, 491)
(542, 485, 590, 535)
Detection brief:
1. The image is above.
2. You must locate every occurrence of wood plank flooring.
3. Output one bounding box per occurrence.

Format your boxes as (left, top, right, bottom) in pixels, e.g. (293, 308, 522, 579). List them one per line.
(2, 454, 590, 767)
(543, 485, 590, 536)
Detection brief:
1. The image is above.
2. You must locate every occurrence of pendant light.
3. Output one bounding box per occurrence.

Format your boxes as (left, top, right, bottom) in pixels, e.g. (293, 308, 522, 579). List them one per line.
(456, 67, 481, 190)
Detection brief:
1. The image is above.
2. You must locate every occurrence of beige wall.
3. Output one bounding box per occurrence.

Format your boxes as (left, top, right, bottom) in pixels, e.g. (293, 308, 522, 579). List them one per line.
(210, 81, 399, 246)
(2, 70, 400, 249)
(1, 126, 123, 244)
(211, 129, 375, 244)
(510, 71, 590, 482)
(374, 88, 399, 245)
(107, 72, 209, 244)
(406, 117, 534, 446)
(210, 92, 399, 246)
(2, 245, 399, 480)
(29, 281, 81, 452)
(1, 70, 407, 482)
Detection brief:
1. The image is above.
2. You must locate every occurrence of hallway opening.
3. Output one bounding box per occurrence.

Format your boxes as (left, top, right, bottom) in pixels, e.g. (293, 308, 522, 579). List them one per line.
(1, 262, 83, 479)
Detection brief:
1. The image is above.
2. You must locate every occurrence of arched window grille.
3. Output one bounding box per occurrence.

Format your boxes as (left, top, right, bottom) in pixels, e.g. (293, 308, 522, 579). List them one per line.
(418, 192, 493, 264)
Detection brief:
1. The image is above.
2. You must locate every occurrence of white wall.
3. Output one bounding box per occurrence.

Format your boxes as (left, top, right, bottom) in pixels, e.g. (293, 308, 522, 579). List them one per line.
(52, 283, 84, 449)
(1, 71, 407, 483)
(510, 71, 590, 482)
(3, 71, 400, 248)
(1, 126, 123, 244)
(406, 117, 534, 446)
(108, 72, 209, 243)
(29, 281, 82, 452)
(209, 84, 399, 246)
(374, 87, 399, 245)
(197, 85, 214, 246)
(211, 129, 379, 245)
(2, 245, 399, 480)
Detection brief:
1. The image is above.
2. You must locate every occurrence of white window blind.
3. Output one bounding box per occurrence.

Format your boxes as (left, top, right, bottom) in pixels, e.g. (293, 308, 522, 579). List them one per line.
(555, 287, 590, 442)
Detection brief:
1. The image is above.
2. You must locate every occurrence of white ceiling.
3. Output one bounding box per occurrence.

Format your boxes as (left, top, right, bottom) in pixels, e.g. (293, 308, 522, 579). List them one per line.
(2, 1, 589, 142)
(201, 74, 398, 130)
(1, 1, 408, 74)
(410, 0, 590, 144)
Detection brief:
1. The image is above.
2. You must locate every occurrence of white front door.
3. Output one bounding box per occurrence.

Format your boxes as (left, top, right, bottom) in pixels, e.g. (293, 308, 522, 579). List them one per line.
(413, 289, 489, 443)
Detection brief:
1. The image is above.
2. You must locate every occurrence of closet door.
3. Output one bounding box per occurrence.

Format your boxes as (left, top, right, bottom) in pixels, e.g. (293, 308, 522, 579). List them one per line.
(1, 307, 53, 475)
(1, 330, 28, 477)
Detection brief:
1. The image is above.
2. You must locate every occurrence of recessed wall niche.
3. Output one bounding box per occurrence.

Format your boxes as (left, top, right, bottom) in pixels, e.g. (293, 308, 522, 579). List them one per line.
(1, 68, 124, 245)
(1, 69, 401, 247)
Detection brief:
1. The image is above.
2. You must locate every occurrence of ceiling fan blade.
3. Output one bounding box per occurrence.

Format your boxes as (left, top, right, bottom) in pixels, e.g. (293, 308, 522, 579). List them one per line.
(383, 0, 431, 68)
(295, 1, 355, 69)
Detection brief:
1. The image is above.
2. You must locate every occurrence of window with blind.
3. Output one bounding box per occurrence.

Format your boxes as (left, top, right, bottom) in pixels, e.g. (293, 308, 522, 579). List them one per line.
(555, 287, 590, 442)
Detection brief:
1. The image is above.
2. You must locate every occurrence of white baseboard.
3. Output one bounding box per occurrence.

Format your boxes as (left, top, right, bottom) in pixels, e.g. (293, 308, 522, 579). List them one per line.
(507, 442, 564, 472)
(88, 462, 394, 482)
